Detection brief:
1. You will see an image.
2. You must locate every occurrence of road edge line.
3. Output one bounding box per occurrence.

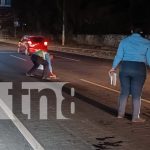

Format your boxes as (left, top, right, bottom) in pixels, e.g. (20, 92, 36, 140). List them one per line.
(80, 79, 150, 104)
(56, 55, 80, 62)
(0, 98, 44, 150)
(10, 55, 27, 61)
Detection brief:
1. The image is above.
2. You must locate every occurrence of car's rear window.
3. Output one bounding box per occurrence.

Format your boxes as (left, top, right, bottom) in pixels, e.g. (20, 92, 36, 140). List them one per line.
(31, 37, 44, 43)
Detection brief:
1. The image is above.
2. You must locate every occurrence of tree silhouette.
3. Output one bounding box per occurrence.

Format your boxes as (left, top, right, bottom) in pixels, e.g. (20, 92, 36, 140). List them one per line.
(11, 0, 150, 34)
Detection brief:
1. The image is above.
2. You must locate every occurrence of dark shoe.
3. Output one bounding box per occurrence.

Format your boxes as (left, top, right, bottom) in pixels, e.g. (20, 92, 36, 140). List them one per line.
(26, 73, 34, 77)
(132, 118, 145, 123)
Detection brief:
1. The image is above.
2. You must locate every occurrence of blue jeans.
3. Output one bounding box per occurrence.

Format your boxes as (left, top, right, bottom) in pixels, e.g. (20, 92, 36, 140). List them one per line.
(118, 61, 146, 119)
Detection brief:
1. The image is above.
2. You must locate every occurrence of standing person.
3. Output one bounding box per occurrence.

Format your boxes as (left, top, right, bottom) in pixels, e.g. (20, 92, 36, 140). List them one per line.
(26, 50, 52, 80)
(109, 27, 150, 123)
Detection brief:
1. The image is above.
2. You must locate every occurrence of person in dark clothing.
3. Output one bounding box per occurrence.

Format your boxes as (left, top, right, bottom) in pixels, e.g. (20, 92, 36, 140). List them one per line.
(26, 50, 50, 80)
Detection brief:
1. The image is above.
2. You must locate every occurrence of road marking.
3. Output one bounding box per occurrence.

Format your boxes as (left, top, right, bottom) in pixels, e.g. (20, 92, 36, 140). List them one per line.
(0, 52, 17, 53)
(10, 55, 27, 61)
(56, 56, 80, 62)
(49, 45, 97, 51)
(80, 79, 150, 104)
(0, 98, 44, 150)
(141, 99, 150, 104)
(80, 79, 119, 93)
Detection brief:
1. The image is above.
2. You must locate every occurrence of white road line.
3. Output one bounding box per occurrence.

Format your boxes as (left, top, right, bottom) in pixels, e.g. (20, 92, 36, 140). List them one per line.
(80, 79, 150, 104)
(0, 52, 17, 53)
(80, 79, 120, 93)
(10, 55, 27, 61)
(49, 45, 96, 51)
(0, 98, 44, 150)
(56, 56, 80, 62)
(141, 99, 150, 104)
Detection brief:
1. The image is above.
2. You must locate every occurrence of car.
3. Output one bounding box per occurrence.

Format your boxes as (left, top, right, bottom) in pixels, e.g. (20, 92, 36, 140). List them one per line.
(18, 35, 48, 55)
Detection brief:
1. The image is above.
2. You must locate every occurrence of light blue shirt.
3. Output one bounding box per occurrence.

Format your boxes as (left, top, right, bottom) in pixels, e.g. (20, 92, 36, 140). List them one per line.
(45, 53, 52, 72)
(112, 33, 150, 68)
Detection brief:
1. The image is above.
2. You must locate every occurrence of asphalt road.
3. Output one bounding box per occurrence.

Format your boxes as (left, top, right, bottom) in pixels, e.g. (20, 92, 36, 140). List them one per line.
(0, 43, 150, 150)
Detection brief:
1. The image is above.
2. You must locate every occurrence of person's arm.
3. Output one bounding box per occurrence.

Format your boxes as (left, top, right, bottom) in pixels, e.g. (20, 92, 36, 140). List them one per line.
(112, 41, 124, 69)
(146, 47, 150, 67)
(109, 40, 125, 74)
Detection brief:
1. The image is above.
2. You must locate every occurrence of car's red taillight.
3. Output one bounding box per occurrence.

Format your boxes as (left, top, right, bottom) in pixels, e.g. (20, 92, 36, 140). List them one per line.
(44, 41, 48, 46)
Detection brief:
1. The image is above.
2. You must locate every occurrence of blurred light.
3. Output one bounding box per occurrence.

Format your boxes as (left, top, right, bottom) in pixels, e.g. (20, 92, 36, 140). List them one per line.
(44, 41, 48, 46)
(28, 41, 32, 45)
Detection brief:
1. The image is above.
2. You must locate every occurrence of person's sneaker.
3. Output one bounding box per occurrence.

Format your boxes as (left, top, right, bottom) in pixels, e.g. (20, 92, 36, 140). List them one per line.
(117, 114, 124, 119)
(26, 73, 34, 77)
(132, 118, 145, 123)
(117, 115, 124, 119)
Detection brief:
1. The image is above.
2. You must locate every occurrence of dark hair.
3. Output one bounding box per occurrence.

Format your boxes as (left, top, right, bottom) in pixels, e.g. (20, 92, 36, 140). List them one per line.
(130, 26, 145, 37)
(132, 28, 143, 34)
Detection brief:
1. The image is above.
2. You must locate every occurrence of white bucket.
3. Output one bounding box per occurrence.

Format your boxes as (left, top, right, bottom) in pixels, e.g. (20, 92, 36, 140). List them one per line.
(38, 65, 44, 70)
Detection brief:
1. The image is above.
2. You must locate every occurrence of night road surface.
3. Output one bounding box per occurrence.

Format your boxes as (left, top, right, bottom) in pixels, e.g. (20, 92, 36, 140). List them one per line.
(0, 43, 150, 150)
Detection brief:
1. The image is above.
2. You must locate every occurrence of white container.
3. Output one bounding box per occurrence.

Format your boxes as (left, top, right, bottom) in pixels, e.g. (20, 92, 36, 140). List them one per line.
(38, 65, 44, 70)
(109, 72, 117, 86)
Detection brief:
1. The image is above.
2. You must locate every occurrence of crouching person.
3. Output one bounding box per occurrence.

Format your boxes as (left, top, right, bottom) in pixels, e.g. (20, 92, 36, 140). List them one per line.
(26, 50, 53, 80)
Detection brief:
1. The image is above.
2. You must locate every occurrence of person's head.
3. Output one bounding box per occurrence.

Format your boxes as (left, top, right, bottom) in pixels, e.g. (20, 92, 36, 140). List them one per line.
(130, 26, 146, 37)
(131, 27, 143, 34)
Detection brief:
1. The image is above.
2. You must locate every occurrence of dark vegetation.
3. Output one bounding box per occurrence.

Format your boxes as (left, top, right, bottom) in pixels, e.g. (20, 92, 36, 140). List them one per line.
(11, 0, 150, 35)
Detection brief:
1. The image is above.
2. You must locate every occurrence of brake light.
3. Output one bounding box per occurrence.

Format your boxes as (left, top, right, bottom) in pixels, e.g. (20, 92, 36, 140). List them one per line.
(28, 41, 32, 45)
(44, 41, 48, 46)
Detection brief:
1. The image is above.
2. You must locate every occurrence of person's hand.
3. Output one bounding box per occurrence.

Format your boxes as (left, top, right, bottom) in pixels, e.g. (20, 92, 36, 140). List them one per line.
(50, 55, 54, 60)
(109, 68, 116, 75)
